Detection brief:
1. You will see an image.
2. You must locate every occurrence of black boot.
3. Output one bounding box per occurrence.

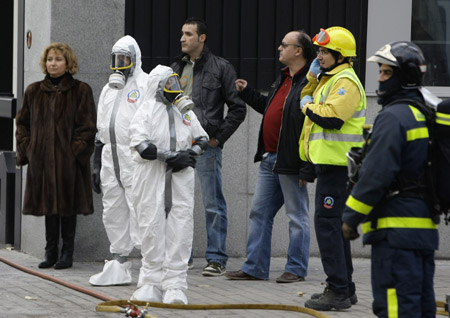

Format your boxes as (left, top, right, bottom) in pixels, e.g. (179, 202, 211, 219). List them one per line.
(305, 288, 352, 311)
(39, 216, 60, 268)
(55, 215, 77, 269)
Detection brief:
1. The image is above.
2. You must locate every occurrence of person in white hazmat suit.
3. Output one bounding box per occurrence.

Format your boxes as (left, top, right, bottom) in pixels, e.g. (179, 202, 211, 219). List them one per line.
(129, 64, 208, 304)
(89, 35, 147, 286)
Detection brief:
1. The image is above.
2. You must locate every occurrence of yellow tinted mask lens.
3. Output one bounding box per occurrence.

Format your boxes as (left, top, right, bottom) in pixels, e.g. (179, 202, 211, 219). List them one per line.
(110, 54, 133, 70)
(164, 73, 183, 94)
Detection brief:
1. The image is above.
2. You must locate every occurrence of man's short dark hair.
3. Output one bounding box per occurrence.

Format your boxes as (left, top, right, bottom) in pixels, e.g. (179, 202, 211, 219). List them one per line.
(184, 17, 207, 37)
(295, 30, 315, 61)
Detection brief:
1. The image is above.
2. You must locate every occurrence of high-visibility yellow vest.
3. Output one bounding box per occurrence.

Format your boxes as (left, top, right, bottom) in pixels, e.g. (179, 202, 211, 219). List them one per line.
(302, 68, 366, 166)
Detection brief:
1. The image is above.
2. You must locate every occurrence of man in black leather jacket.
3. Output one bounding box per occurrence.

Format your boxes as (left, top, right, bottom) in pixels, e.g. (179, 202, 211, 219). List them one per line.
(171, 17, 246, 277)
(225, 30, 315, 283)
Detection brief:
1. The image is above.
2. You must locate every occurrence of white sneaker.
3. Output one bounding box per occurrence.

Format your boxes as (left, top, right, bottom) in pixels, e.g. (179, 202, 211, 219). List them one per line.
(163, 289, 188, 304)
(131, 284, 163, 302)
(89, 260, 132, 286)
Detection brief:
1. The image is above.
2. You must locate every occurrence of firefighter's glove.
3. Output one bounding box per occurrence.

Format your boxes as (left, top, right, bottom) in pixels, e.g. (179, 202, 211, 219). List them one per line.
(342, 222, 360, 240)
(91, 141, 104, 194)
(300, 95, 313, 110)
(166, 150, 196, 172)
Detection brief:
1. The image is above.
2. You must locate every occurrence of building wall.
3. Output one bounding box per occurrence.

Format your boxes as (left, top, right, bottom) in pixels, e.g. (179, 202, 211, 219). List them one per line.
(19, 0, 450, 263)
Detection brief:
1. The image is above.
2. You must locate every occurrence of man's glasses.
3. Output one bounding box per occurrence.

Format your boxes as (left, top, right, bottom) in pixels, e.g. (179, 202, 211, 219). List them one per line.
(280, 42, 301, 49)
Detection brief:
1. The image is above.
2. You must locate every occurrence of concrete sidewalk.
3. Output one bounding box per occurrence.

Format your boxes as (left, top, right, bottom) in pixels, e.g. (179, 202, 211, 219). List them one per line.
(0, 248, 448, 318)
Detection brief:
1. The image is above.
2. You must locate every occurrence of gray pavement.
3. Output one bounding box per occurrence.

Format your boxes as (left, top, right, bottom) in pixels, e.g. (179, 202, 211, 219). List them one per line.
(0, 247, 449, 318)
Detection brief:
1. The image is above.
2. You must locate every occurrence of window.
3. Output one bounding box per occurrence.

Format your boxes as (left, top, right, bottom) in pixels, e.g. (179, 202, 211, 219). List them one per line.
(365, 0, 450, 97)
(411, 0, 450, 87)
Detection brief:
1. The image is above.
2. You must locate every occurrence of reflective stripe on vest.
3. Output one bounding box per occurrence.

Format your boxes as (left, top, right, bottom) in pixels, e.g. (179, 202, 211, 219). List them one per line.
(308, 68, 366, 166)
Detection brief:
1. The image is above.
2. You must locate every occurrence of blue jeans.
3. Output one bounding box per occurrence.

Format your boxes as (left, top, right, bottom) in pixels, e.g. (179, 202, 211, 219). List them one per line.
(241, 153, 310, 279)
(196, 146, 228, 266)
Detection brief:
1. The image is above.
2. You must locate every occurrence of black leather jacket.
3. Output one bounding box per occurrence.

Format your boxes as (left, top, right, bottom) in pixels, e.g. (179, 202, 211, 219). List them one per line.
(239, 64, 315, 181)
(171, 46, 246, 146)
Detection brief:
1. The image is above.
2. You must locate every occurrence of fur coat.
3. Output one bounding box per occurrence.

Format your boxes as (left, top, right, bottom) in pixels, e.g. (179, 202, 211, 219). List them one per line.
(15, 73, 97, 216)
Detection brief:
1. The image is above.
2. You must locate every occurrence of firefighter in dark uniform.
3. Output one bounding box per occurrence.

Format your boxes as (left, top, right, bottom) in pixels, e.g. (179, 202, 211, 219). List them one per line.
(342, 41, 439, 318)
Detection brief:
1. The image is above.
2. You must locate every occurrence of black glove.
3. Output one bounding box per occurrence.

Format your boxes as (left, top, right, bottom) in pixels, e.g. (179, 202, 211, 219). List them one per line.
(91, 141, 104, 194)
(166, 150, 196, 172)
(342, 223, 360, 240)
(139, 143, 157, 160)
(193, 137, 209, 151)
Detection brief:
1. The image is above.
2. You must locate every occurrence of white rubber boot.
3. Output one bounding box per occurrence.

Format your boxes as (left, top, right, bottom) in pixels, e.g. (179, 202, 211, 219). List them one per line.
(163, 289, 188, 304)
(89, 259, 132, 286)
(131, 284, 163, 302)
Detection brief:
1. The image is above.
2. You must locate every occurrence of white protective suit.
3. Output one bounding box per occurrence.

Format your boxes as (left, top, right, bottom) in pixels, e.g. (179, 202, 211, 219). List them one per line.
(129, 65, 208, 303)
(89, 36, 147, 286)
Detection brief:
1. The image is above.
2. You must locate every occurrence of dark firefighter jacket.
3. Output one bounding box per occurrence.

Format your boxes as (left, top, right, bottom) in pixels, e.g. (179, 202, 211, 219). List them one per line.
(342, 89, 439, 250)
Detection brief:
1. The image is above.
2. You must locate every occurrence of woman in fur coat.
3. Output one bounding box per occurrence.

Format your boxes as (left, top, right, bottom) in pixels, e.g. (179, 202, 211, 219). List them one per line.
(15, 42, 97, 269)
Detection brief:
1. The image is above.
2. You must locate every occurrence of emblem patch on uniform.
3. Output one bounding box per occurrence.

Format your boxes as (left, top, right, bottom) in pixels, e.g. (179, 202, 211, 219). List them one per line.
(338, 87, 347, 96)
(182, 113, 191, 126)
(127, 89, 140, 103)
(323, 196, 335, 209)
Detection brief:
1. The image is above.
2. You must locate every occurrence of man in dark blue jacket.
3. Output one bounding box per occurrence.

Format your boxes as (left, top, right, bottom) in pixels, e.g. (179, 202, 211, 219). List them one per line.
(342, 41, 439, 318)
(225, 30, 315, 283)
(171, 17, 246, 277)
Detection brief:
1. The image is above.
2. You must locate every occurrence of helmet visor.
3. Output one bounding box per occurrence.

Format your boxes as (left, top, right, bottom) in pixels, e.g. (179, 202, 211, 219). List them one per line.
(164, 73, 183, 94)
(313, 28, 330, 46)
(110, 53, 133, 71)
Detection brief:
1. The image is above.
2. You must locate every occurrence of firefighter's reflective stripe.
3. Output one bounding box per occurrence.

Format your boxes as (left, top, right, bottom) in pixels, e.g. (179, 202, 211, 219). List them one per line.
(406, 127, 428, 141)
(406, 106, 429, 141)
(346, 195, 373, 215)
(408, 105, 426, 122)
(361, 217, 438, 234)
(436, 111, 450, 126)
(387, 288, 398, 318)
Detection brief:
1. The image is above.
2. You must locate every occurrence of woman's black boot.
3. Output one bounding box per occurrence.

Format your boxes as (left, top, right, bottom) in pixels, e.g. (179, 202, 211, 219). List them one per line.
(54, 215, 77, 269)
(38, 216, 60, 268)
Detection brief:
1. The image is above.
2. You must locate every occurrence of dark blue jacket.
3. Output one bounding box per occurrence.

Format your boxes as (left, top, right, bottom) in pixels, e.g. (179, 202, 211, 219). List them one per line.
(343, 89, 439, 250)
